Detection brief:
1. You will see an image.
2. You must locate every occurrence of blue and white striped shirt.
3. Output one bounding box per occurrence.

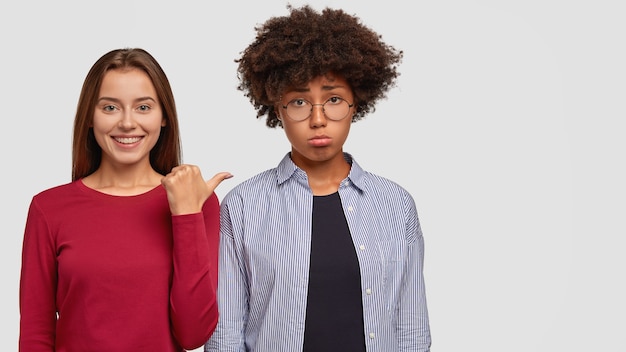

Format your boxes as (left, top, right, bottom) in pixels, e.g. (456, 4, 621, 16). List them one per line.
(205, 153, 431, 351)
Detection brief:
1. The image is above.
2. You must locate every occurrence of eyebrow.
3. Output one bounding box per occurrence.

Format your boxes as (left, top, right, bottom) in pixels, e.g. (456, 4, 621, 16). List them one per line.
(290, 84, 347, 93)
(97, 96, 157, 103)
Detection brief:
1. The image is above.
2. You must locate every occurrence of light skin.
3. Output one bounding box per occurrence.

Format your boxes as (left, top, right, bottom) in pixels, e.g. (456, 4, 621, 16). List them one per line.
(276, 73, 354, 196)
(82, 68, 231, 214)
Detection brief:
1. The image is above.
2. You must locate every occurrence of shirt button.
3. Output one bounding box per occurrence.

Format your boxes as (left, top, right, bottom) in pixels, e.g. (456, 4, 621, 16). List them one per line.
(365, 288, 372, 295)
(369, 332, 375, 339)
(348, 206, 354, 211)
(359, 244, 365, 251)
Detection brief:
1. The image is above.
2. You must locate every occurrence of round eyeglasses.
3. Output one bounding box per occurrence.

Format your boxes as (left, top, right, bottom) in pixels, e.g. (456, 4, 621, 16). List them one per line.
(281, 97, 354, 121)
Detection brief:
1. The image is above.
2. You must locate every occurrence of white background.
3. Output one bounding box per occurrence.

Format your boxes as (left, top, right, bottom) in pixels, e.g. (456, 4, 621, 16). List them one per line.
(1, 0, 624, 351)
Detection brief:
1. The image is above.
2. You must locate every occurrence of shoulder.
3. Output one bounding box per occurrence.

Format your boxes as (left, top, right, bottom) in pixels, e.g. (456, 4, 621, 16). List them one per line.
(349, 156, 413, 200)
(364, 172, 412, 198)
(348, 158, 418, 218)
(360, 172, 416, 212)
(27, 181, 86, 220)
(223, 168, 278, 202)
(32, 181, 80, 203)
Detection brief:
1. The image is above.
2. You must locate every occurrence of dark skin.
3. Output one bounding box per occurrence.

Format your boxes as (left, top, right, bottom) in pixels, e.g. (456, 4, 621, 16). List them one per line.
(237, 5, 402, 194)
(236, 4, 403, 128)
(276, 73, 354, 195)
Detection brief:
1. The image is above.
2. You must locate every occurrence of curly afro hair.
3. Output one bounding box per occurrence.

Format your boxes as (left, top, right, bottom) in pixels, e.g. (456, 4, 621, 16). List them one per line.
(235, 4, 404, 128)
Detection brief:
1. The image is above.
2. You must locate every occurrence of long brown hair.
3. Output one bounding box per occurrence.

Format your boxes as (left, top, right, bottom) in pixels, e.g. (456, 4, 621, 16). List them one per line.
(72, 48, 181, 181)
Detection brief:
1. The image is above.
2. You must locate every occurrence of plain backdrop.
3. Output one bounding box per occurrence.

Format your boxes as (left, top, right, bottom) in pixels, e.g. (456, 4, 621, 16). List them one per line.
(2, 0, 624, 351)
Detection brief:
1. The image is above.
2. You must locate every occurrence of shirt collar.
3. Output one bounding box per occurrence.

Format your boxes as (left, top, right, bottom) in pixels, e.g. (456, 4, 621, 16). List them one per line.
(276, 152, 367, 193)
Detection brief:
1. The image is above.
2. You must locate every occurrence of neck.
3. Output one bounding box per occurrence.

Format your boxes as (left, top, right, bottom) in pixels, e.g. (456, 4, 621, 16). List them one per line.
(291, 152, 350, 196)
(82, 162, 164, 196)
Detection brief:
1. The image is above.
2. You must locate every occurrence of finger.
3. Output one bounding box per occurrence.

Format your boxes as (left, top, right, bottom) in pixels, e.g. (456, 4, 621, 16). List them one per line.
(205, 172, 233, 193)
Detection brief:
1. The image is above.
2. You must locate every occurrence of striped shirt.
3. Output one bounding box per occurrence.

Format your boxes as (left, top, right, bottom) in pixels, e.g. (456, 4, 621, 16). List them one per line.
(205, 153, 431, 351)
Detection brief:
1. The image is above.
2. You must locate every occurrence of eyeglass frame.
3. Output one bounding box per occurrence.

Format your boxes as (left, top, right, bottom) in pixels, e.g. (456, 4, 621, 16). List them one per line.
(279, 97, 355, 122)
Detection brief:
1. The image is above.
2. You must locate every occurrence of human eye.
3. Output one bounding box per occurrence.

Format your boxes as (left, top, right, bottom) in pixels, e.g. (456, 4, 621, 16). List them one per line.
(326, 96, 345, 105)
(102, 104, 118, 112)
(137, 104, 151, 112)
(288, 99, 309, 107)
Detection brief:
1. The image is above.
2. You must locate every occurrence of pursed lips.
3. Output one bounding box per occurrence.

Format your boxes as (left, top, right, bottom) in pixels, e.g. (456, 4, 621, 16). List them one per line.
(308, 135, 331, 147)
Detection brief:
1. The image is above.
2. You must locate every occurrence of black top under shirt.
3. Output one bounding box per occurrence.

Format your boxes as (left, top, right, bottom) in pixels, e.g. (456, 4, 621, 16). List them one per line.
(303, 192, 366, 352)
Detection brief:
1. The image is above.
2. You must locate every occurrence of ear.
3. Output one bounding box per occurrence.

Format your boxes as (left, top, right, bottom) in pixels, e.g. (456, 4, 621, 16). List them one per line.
(161, 118, 167, 127)
(275, 105, 283, 121)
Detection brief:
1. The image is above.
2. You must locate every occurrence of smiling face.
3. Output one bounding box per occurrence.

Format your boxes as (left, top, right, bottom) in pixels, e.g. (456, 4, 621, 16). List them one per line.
(92, 68, 165, 171)
(277, 73, 355, 169)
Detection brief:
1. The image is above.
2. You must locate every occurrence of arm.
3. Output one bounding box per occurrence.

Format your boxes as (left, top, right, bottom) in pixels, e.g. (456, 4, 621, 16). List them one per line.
(19, 199, 57, 352)
(169, 194, 220, 349)
(397, 196, 431, 351)
(205, 197, 249, 352)
(162, 165, 232, 349)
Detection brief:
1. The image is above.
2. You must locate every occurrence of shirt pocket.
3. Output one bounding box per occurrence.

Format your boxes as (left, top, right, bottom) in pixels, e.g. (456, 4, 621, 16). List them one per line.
(376, 239, 405, 311)
(376, 238, 404, 262)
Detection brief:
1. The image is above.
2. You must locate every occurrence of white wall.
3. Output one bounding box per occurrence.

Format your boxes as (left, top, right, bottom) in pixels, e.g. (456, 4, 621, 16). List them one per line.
(2, 0, 624, 351)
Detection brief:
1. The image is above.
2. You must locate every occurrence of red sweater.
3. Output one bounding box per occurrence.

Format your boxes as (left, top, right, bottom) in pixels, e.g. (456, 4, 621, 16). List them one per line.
(19, 180, 219, 351)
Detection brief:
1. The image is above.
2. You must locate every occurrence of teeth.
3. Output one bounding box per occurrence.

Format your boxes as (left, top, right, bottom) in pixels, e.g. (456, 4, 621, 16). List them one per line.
(115, 137, 141, 144)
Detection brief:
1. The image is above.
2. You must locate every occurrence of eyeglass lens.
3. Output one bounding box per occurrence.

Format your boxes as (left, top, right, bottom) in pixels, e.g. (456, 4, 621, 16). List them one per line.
(284, 99, 351, 121)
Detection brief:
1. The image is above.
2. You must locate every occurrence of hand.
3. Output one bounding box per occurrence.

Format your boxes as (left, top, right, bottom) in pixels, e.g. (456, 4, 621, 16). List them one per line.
(161, 164, 233, 215)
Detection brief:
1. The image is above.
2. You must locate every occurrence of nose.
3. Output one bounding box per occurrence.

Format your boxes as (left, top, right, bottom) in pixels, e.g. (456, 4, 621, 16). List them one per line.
(309, 103, 327, 127)
(118, 110, 136, 130)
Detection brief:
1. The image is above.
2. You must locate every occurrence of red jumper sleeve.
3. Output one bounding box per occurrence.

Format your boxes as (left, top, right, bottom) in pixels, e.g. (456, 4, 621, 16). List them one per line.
(169, 192, 220, 349)
(19, 198, 57, 351)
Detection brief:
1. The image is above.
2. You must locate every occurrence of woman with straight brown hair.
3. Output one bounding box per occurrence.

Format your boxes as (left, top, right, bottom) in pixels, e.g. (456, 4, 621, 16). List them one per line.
(19, 48, 231, 351)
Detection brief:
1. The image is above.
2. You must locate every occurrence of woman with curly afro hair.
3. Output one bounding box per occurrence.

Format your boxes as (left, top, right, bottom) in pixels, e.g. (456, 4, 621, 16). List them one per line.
(206, 5, 431, 352)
